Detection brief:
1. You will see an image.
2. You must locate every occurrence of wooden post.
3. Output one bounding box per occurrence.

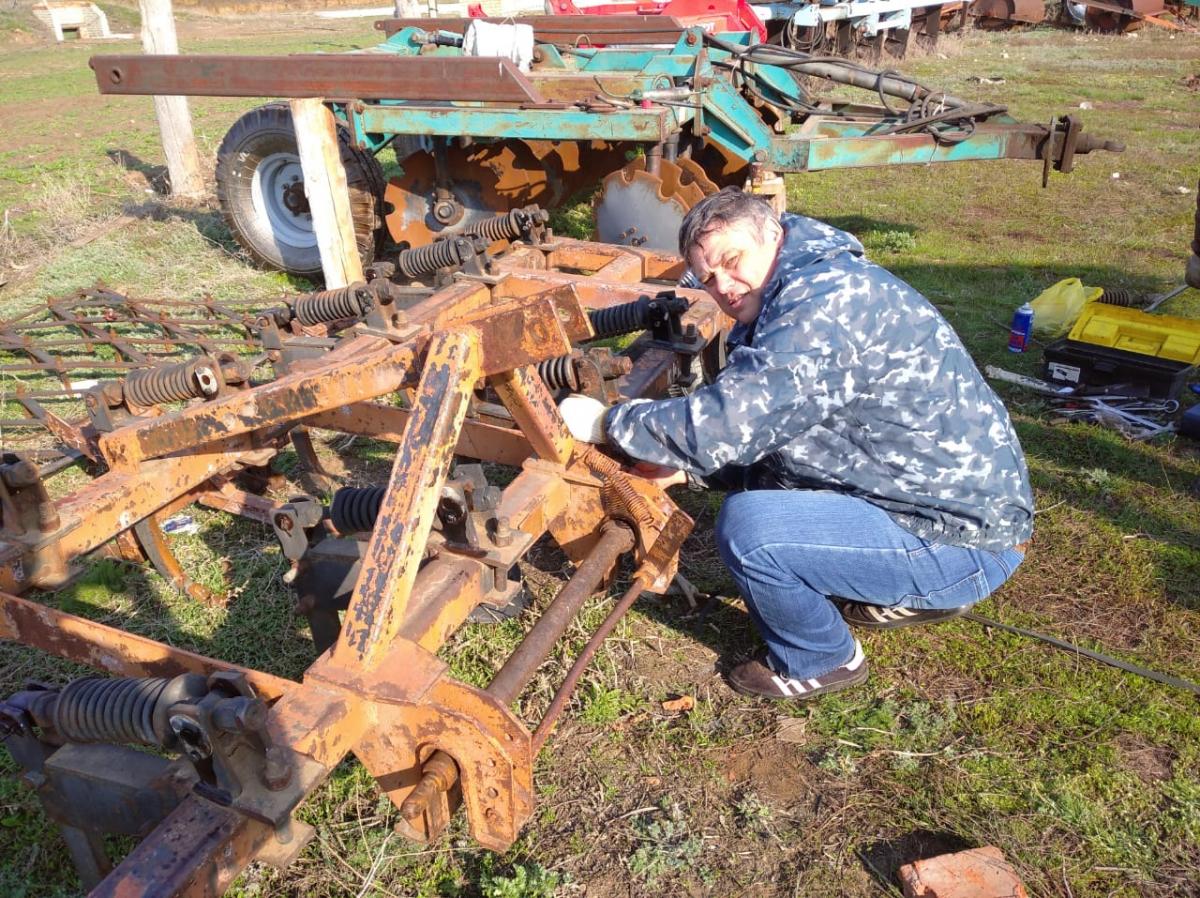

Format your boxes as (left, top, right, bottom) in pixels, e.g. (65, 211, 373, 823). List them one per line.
(138, 0, 204, 198)
(289, 98, 365, 288)
(393, 0, 426, 15)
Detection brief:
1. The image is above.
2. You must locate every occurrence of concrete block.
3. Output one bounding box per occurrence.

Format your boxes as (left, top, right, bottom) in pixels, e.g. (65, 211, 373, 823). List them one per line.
(898, 846, 1029, 898)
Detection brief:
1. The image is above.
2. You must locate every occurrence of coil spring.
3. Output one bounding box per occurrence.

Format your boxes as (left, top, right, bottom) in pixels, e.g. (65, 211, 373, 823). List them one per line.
(577, 443, 622, 477)
(576, 445, 655, 526)
(397, 238, 473, 279)
(52, 676, 170, 746)
(465, 207, 547, 244)
(600, 478, 655, 528)
(1096, 288, 1141, 307)
(538, 355, 578, 391)
(125, 358, 215, 407)
(588, 297, 653, 339)
(293, 285, 371, 326)
(331, 485, 387, 533)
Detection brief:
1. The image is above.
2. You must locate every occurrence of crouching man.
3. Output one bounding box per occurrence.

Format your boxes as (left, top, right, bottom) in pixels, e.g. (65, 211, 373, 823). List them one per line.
(560, 188, 1032, 701)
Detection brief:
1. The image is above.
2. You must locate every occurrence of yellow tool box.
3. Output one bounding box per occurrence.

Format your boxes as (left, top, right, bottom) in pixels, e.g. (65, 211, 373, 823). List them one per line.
(1044, 303, 1200, 399)
(1067, 303, 1200, 365)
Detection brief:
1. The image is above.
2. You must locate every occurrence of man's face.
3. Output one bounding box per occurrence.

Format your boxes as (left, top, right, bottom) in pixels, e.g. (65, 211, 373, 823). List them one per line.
(687, 217, 782, 325)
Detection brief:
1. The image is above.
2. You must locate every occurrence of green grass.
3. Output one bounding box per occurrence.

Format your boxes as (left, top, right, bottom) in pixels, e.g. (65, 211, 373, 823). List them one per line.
(0, 11, 1199, 898)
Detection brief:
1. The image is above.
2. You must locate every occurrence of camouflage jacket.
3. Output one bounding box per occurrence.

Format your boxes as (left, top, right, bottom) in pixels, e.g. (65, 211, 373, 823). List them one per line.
(605, 213, 1034, 552)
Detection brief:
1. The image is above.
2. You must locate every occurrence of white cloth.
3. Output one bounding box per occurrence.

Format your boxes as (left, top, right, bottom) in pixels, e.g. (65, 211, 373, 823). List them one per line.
(558, 394, 608, 444)
(462, 20, 535, 73)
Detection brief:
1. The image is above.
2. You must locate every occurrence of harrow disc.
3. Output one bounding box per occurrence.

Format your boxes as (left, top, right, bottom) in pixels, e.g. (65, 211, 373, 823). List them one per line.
(385, 139, 626, 248)
(593, 157, 719, 253)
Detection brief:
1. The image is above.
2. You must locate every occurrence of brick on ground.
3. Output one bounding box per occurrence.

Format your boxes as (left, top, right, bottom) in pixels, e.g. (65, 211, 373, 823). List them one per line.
(898, 846, 1029, 898)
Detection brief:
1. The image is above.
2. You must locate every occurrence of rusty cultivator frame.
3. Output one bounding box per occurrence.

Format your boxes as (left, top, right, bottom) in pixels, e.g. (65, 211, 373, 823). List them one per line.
(0, 225, 723, 894)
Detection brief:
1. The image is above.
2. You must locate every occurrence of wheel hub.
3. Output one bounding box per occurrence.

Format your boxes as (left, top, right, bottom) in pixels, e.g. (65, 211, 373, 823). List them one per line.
(281, 179, 310, 216)
(250, 153, 313, 250)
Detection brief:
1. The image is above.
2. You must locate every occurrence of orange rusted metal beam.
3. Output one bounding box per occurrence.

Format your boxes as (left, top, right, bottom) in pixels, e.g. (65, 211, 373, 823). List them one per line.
(331, 328, 482, 669)
(99, 335, 409, 470)
(304, 401, 537, 467)
(490, 366, 576, 466)
(0, 591, 294, 701)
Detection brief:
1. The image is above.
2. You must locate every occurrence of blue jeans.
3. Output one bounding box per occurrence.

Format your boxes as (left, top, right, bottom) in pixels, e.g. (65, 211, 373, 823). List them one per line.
(715, 490, 1025, 680)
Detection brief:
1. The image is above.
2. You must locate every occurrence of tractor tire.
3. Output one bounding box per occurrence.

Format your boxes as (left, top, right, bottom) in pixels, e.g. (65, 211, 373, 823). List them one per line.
(215, 102, 386, 279)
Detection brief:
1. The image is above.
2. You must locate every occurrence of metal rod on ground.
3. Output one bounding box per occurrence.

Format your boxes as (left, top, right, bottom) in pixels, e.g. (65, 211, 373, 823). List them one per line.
(1143, 284, 1189, 313)
(399, 522, 636, 822)
(532, 574, 649, 754)
(488, 522, 635, 703)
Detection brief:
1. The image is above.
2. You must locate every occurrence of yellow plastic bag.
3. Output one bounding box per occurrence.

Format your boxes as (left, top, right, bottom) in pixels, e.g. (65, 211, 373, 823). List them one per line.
(1029, 277, 1104, 339)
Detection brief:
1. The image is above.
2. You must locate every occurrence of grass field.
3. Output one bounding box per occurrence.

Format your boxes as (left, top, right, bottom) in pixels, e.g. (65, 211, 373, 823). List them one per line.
(0, 4, 1198, 897)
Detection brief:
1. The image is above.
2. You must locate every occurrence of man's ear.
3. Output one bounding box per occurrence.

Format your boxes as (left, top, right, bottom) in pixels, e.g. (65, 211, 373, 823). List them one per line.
(767, 217, 783, 247)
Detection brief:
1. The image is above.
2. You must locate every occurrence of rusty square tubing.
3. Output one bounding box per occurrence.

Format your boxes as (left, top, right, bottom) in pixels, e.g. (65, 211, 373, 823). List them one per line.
(331, 328, 483, 670)
(0, 591, 293, 701)
(489, 365, 575, 466)
(41, 444, 270, 564)
(89, 796, 286, 898)
(98, 334, 406, 470)
(98, 295, 574, 471)
(303, 402, 537, 468)
(89, 53, 548, 105)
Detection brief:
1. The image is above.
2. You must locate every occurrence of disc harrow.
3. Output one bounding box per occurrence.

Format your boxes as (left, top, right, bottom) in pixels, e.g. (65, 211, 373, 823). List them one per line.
(89, 21, 1122, 270)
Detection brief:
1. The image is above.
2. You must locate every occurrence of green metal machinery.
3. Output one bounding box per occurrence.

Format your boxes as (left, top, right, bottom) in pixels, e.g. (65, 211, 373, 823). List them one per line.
(91, 16, 1123, 277)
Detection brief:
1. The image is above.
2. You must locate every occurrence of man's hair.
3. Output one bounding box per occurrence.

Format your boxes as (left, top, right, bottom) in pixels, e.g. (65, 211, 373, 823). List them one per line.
(678, 187, 779, 258)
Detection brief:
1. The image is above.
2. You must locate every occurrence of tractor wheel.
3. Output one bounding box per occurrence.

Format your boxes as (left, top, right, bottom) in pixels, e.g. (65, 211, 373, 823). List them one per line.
(215, 103, 386, 279)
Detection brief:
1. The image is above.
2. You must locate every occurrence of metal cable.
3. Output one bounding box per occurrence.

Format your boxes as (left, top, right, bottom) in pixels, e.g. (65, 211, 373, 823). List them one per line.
(964, 612, 1200, 697)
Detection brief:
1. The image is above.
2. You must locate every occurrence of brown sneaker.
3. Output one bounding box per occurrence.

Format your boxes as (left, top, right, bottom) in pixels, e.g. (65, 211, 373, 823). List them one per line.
(835, 599, 971, 630)
(727, 641, 868, 700)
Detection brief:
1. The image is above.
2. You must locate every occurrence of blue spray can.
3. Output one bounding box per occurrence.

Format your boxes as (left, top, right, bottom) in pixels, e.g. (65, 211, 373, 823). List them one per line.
(1008, 302, 1034, 353)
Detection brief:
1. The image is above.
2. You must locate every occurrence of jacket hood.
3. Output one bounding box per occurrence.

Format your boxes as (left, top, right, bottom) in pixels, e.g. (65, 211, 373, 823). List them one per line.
(770, 213, 864, 284)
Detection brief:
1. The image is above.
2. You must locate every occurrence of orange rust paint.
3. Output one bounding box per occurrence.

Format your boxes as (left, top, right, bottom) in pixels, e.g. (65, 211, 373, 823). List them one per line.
(331, 329, 482, 670)
(0, 590, 294, 700)
(489, 366, 574, 466)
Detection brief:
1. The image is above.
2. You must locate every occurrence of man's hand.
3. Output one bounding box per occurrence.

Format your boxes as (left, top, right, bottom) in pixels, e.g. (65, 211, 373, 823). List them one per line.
(558, 394, 609, 443)
(630, 461, 687, 489)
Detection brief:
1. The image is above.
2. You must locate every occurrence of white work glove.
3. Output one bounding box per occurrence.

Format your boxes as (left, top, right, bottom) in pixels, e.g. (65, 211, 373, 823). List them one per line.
(558, 394, 609, 444)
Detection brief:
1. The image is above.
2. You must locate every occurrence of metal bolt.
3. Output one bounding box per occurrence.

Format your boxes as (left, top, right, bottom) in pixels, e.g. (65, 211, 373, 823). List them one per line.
(493, 518, 513, 548)
(263, 745, 293, 791)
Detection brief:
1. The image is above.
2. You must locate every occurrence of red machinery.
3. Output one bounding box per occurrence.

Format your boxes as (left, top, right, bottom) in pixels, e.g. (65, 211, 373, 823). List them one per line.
(503, 0, 768, 41)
